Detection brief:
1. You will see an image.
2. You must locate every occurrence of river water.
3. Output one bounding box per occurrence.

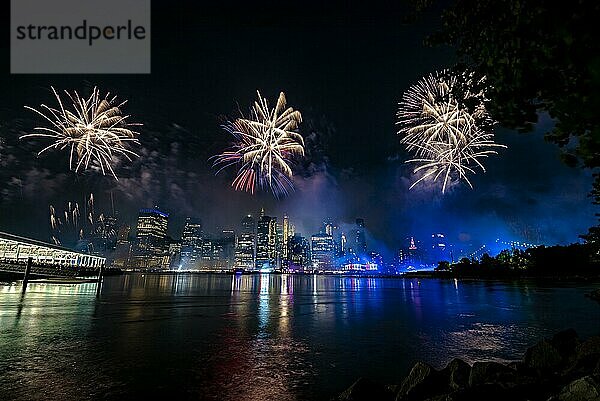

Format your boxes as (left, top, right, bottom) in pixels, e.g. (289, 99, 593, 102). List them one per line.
(0, 274, 599, 400)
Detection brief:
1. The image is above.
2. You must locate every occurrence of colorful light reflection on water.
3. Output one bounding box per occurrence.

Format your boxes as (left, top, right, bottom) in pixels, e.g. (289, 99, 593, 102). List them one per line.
(0, 274, 598, 401)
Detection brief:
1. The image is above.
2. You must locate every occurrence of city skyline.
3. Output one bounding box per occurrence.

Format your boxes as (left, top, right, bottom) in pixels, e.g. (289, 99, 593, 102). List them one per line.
(130, 205, 404, 272)
(50, 198, 538, 273)
(0, 1, 597, 258)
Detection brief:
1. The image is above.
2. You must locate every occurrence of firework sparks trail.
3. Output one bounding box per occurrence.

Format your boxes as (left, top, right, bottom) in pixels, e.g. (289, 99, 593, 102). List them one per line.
(406, 127, 503, 193)
(49, 201, 82, 245)
(49, 193, 104, 246)
(397, 69, 505, 193)
(21, 87, 141, 180)
(212, 91, 304, 197)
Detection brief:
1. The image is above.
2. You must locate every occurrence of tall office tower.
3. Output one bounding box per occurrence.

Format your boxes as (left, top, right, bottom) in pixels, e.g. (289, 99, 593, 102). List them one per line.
(136, 208, 169, 253)
(256, 213, 277, 269)
(241, 214, 255, 232)
(167, 240, 181, 269)
(113, 224, 132, 268)
(180, 217, 202, 268)
(409, 236, 417, 251)
(328, 223, 344, 257)
(397, 248, 408, 264)
(198, 230, 235, 272)
(235, 215, 255, 270)
(289, 223, 296, 238)
(256, 215, 269, 268)
(200, 237, 214, 270)
(289, 234, 310, 271)
(282, 214, 290, 261)
(406, 236, 423, 267)
(271, 219, 280, 267)
(323, 219, 333, 236)
(311, 232, 335, 271)
(235, 232, 255, 270)
(135, 207, 169, 268)
(271, 219, 281, 269)
(355, 218, 367, 254)
(217, 230, 236, 269)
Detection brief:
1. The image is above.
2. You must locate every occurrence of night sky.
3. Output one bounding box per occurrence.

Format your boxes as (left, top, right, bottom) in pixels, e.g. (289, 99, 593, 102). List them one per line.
(0, 1, 596, 257)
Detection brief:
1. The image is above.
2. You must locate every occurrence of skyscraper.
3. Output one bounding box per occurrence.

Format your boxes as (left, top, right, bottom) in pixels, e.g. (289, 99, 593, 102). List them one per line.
(282, 214, 290, 261)
(134, 207, 169, 268)
(256, 213, 277, 269)
(289, 233, 310, 271)
(180, 217, 202, 268)
(311, 232, 335, 271)
(271, 219, 280, 268)
(241, 214, 254, 232)
(235, 215, 255, 270)
(193, 230, 237, 271)
(113, 224, 132, 268)
(200, 237, 214, 269)
(136, 208, 168, 253)
(167, 240, 181, 269)
(405, 236, 423, 267)
(214, 229, 236, 269)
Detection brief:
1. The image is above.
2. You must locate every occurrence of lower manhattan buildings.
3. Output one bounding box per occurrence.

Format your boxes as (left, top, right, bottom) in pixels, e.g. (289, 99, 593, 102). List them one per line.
(104, 205, 454, 273)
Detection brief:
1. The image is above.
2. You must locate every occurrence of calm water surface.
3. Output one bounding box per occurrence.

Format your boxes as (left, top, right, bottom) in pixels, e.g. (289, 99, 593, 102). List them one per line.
(1, 274, 599, 401)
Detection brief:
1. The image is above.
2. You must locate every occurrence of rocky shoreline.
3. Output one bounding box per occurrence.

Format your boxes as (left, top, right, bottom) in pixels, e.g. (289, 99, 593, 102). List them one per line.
(337, 329, 600, 401)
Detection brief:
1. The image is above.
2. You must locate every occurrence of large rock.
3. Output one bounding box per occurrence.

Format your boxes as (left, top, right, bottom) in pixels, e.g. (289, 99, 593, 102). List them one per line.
(441, 359, 471, 391)
(338, 377, 395, 401)
(576, 337, 600, 359)
(507, 360, 531, 376)
(523, 340, 563, 372)
(396, 362, 448, 400)
(424, 395, 451, 401)
(567, 336, 600, 376)
(551, 329, 580, 361)
(557, 376, 600, 401)
(468, 361, 517, 388)
(445, 383, 508, 401)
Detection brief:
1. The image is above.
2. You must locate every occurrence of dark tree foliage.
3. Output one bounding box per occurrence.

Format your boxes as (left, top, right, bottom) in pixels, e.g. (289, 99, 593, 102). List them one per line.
(580, 178, 600, 255)
(525, 244, 595, 274)
(435, 245, 598, 277)
(426, 0, 600, 239)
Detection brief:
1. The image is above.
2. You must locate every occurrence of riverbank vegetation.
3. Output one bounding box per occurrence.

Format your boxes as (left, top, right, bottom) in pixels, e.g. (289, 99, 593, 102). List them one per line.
(433, 243, 600, 278)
